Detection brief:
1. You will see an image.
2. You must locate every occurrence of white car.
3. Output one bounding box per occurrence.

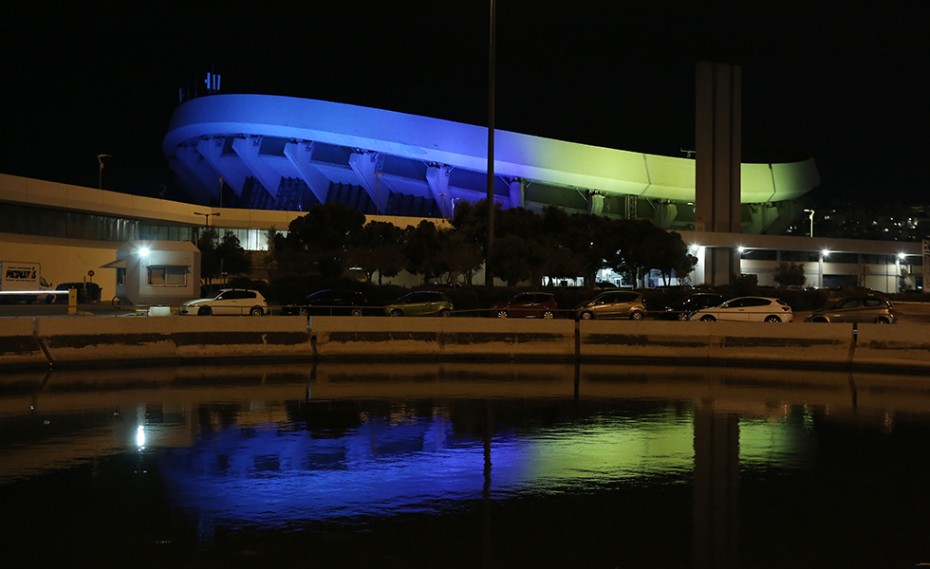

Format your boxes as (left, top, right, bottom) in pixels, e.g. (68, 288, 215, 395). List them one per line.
(179, 289, 268, 316)
(689, 296, 793, 323)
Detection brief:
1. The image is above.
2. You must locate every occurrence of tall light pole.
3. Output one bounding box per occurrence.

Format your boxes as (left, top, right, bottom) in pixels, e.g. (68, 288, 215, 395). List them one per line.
(485, 0, 496, 287)
(97, 153, 111, 189)
(803, 208, 815, 237)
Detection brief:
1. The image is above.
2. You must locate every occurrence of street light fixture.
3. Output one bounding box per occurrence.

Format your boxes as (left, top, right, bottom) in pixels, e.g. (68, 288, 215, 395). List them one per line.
(193, 211, 220, 227)
(97, 153, 112, 189)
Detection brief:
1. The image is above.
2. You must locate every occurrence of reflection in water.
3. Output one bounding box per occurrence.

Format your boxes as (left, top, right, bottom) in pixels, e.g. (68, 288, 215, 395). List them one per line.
(1, 362, 930, 568)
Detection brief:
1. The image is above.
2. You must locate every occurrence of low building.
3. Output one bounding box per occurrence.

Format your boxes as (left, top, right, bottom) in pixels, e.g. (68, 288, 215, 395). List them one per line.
(105, 240, 200, 307)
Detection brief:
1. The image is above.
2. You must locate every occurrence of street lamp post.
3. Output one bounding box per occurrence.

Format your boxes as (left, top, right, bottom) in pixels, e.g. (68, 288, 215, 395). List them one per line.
(803, 208, 815, 237)
(485, 0, 496, 287)
(97, 154, 112, 189)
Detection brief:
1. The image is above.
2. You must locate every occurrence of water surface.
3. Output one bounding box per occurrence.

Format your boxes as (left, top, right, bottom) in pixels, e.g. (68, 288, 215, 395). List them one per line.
(1, 362, 929, 568)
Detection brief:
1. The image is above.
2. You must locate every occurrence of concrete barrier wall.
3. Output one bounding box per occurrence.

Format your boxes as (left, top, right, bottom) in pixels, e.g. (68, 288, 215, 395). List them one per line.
(2, 315, 930, 372)
(579, 320, 854, 368)
(23, 315, 313, 367)
(852, 323, 930, 370)
(38, 316, 177, 365)
(309, 316, 576, 360)
(579, 320, 712, 362)
(0, 318, 47, 369)
(706, 321, 854, 367)
(172, 315, 312, 361)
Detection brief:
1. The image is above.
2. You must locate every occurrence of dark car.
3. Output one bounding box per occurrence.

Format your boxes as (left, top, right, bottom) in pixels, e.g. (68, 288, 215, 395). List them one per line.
(491, 292, 558, 319)
(280, 289, 369, 316)
(657, 292, 725, 321)
(805, 294, 897, 324)
(574, 290, 647, 320)
(384, 290, 454, 317)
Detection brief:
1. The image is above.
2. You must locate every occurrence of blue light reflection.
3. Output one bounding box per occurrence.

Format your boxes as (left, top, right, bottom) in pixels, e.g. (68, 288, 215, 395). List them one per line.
(161, 409, 698, 529)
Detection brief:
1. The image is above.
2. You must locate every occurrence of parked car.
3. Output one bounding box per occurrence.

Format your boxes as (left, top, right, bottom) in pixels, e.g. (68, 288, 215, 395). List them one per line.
(805, 294, 897, 324)
(179, 288, 268, 316)
(658, 292, 725, 321)
(491, 292, 558, 318)
(689, 296, 792, 323)
(280, 289, 369, 316)
(384, 290, 453, 317)
(574, 290, 647, 320)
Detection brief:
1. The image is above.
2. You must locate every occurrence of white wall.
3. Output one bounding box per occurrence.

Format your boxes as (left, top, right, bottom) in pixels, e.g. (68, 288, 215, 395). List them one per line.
(0, 232, 118, 300)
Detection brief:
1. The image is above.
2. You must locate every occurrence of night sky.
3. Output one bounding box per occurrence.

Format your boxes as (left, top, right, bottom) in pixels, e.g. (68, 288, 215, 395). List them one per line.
(1, 2, 927, 206)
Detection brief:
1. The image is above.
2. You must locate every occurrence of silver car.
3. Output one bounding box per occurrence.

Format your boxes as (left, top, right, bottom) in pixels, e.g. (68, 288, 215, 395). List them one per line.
(384, 290, 454, 317)
(574, 290, 647, 320)
(805, 295, 896, 324)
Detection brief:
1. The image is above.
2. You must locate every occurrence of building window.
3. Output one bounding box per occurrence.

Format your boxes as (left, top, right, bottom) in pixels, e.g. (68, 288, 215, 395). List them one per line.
(116, 267, 126, 287)
(147, 265, 188, 286)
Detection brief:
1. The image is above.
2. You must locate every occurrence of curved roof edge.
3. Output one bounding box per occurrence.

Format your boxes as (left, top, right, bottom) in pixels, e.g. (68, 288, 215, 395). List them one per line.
(163, 94, 819, 208)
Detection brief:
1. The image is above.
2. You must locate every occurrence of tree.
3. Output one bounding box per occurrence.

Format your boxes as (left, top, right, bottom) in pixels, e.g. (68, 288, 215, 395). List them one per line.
(487, 234, 535, 287)
(607, 219, 651, 287)
(197, 229, 252, 284)
(650, 230, 696, 286)
(540, 209, 612, 287)
(348, 221, 406, 285)
(276, 203, 365, 278)
(197, 228, 220, 285)
(404, 220, 444, 284)
(217, 231, 252, 276)
(774, 261, 807, 287)
(436, 231, 484, 286)
(536, 207, 585, 285)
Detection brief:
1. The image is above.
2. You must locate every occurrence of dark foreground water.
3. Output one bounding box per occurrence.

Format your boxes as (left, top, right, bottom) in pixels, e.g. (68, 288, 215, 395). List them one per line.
(1, 361, 929, 569)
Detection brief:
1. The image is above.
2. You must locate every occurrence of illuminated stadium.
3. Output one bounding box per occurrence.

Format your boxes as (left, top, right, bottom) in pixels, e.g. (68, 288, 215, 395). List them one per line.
(0, 93, 921, 297)
(163, 94, 820, 234)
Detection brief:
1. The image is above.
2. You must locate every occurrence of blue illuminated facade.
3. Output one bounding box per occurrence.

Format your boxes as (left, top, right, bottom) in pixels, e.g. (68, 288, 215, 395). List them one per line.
(163, 95, 820, 233)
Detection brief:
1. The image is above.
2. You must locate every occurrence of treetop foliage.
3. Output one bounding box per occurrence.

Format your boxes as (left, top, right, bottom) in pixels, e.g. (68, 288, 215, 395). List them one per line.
(271, 201, 696, 288)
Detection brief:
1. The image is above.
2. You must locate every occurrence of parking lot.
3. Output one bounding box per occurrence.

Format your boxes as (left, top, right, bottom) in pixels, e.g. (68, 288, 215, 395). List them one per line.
(2, 300, 930, 323)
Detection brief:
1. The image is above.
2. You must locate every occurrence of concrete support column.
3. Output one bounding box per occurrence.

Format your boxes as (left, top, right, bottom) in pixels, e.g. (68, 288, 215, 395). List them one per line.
(195, 138, 247, 199)
(232, 136, 281, 198)
(507, 177, 523, 208)
(695, 61, 742, 285)
(704, 247, 739, 287)
(284, 141, 331, 205)
(349, 151, 389, 215)
(425, 164, 453, 218)
(655, 201, 678, 228)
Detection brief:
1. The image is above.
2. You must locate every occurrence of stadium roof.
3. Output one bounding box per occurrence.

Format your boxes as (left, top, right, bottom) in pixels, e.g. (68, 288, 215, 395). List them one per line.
(163, 94, 819, 221)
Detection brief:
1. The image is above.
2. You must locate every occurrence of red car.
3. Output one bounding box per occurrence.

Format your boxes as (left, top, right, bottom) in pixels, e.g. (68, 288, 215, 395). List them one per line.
(491, 292, 559, 319)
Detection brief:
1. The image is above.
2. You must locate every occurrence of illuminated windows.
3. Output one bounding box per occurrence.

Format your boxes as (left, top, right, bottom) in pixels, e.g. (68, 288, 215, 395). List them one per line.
(147, 265, 188, 286)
